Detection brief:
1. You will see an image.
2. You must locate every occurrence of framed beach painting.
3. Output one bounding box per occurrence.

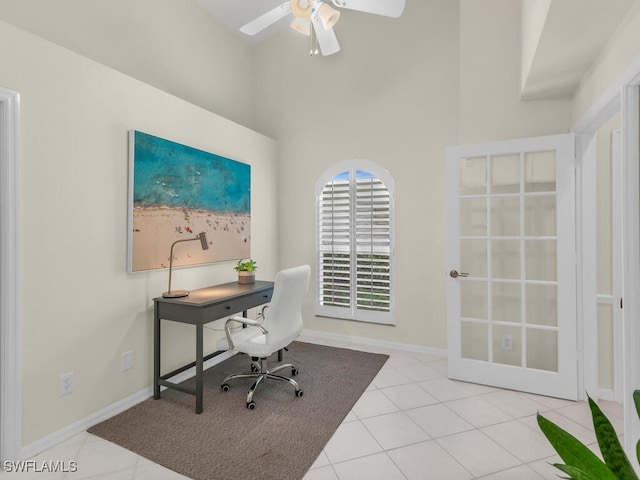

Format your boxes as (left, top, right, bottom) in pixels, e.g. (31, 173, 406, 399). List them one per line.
(127, 130, 251, 272)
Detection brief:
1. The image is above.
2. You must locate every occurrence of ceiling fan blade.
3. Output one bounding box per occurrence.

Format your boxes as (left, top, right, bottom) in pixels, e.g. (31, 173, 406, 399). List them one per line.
(331, 0, 406, 18)
(311, 13, 340, 56)
(240, 2, 293, 36)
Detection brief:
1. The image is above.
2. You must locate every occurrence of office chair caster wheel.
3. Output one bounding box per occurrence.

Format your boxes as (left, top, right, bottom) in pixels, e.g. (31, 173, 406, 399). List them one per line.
(295, 389, 304, 398)
(221, 383, 230, 392)
(247, 401, 256, 410)
(291, 367, 299, 376)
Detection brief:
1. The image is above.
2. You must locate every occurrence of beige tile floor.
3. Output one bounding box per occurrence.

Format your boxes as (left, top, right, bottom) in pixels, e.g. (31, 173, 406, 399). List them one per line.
(0, 338, 624, 479)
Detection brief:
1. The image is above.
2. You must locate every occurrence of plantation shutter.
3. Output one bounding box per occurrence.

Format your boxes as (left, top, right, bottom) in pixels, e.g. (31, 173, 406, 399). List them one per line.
(319, 173, 351, 309)
(355, 173, 391, 313)
(316, 161, 394, 325)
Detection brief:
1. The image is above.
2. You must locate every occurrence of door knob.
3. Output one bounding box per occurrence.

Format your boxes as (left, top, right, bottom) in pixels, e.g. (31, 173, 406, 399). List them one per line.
(449, 270, 469, 278)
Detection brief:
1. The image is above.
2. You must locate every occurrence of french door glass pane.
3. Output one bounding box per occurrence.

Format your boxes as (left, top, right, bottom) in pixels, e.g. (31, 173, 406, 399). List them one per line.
(525, 151, 556, 192)
(492, 197, 520, 236)
(598, 303, 614, 389)
(457, 145, 561, 376)
(526, 283, 557, 327)
(525, 196, 556, 236)
(492, 282, 520, 323)
(526, 328, 558, 372)
(492, 324, 522, 367)
(492, 154, 520, 194)
(461, 280, 487, 320)
(459, 157, 487, 195)
(460, 198, 487, 236)
(462, 321, 488, 361)
(525, 240, 556, 281)
(492, 239, 520, 279)
(460, 239, 487, 277)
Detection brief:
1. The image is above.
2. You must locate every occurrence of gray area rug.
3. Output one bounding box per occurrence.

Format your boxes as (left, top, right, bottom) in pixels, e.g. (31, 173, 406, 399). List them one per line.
(89, 341, 388, 480)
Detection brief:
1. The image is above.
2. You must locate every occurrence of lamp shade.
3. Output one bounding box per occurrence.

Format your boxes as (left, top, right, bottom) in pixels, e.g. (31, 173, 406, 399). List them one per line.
(198, 231, 209, 250)
(317, 3, 340, 30)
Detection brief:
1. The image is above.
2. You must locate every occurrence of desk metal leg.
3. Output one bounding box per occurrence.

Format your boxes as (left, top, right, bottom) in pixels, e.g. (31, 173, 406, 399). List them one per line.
(195, 324, 203, 414)
(154, 303, 161, 400)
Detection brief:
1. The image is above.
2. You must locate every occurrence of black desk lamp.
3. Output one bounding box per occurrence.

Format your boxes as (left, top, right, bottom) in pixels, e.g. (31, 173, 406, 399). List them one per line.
(162, 232, 209, 298)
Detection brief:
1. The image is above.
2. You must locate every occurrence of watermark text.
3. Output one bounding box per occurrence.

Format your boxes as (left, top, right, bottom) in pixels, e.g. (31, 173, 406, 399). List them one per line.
(3, 460, 78, 473)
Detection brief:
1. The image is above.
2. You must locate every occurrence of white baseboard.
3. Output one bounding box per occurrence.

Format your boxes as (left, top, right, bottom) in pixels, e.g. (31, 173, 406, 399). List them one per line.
(598, 388, 617, 402)
(20, 350, 238, 460)
(20, 387, 151, 460)
(20, 334, 442, 459)
(299, 329, 447, 358)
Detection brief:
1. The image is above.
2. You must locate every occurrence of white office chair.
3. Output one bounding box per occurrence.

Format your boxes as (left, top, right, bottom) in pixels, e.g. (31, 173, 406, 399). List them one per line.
(217, 265, 311, 409)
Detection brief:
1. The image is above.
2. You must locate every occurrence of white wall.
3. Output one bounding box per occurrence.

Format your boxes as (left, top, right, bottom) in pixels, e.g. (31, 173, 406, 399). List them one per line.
(573, 2, 640, 122)
(249, 0, 573, 351)
(459, 0, 572, 143)
(251, 0, 459, 349)
(520, 0, 552, 94)
(0, 0, 256, 130)
(0, 19, 278, 445)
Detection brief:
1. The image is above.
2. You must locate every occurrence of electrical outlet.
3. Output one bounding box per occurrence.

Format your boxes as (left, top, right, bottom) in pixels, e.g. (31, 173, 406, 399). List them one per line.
(501, 335, 513, 350)
(121, 351, 134, 371)
(59, 372, 74, 396)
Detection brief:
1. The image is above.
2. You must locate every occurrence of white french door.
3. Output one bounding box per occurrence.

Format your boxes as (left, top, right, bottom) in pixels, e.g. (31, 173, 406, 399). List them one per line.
(446, 134, 578, 400)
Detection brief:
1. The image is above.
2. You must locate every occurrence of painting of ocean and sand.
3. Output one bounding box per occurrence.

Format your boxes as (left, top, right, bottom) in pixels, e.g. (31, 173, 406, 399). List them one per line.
(128, 131, 250, 272)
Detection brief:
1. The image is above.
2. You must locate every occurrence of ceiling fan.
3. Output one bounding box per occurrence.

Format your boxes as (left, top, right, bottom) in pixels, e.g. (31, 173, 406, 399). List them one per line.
(239, 0, 406, 56)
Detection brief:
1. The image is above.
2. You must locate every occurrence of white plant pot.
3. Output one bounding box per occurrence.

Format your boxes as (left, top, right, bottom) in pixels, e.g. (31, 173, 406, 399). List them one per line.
(238, 271, 255, 284)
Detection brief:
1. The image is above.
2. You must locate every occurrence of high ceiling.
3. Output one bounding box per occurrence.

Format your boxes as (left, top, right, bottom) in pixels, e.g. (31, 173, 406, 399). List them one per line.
(195, 0, 638, 99)
(521, 0, 636, 99)
(194, 0, 291, 45)
(0, 0, 636, 100)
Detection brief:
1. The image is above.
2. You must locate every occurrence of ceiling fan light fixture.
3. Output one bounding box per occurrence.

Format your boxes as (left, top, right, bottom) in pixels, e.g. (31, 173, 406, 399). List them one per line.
(290, 17, 311, 35)
(291, 0, 312, 19)
(317, 3, 340, 30)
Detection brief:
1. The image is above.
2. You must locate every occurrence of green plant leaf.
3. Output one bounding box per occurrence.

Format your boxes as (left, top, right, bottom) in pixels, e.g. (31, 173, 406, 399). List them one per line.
(588, 395, 638, 479)
(537, 413, 617, 480)
(554, 463, 606, 480)
(635, 390, 640, 466)
(634, 390, 640, 421)
(234, 259, 257, 271)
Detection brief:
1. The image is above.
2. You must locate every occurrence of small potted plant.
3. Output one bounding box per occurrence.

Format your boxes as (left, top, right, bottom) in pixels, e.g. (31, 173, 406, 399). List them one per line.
(234, 259, 257, 284)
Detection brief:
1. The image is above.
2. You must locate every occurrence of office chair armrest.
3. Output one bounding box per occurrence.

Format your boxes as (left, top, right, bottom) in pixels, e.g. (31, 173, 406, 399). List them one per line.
(224, 315, 269, 350)
(227, 315, 268, 332)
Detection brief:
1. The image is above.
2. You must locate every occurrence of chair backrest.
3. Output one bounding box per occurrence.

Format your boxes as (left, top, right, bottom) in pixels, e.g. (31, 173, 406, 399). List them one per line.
(263, 265, 311, 348)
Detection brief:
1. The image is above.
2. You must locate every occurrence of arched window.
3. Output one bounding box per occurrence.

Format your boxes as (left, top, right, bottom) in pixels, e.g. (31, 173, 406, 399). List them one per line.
(316, 159, 395, 325)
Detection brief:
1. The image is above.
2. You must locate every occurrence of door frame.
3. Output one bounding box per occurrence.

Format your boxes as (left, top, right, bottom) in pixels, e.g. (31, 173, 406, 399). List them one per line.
(572, 55, 640, 469)
(0, 86, 21, 462)
(621, 83, 640, 471)
(611, 129, 624, 403)
(575, 133, 598, 402)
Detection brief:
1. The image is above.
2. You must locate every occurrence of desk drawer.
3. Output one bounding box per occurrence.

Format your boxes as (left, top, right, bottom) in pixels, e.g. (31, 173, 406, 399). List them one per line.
(156, 288, 273, 325)
(200, 290, 272, 322)
(225, 290, 273, 313)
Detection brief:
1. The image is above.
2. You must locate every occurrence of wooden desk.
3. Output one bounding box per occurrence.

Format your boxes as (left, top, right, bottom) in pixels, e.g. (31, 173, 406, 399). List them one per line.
(153, 280, 274, 413)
